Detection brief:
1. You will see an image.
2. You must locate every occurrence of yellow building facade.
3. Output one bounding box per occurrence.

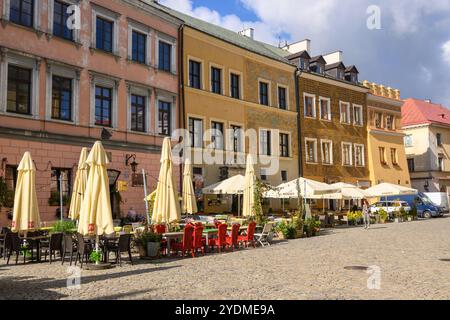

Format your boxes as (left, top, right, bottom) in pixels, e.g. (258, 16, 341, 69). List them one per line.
(363, 81, 411, 186)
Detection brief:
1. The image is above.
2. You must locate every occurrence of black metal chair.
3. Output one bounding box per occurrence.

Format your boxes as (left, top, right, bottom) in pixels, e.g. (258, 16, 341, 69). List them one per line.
(105, 234, 133, 266)
(61, 234, 76, 266)
(75, 233, 92, 268)
(6, 233, 28, 265)
(41, 233, 63, 263)
(1, 230, 11, 260)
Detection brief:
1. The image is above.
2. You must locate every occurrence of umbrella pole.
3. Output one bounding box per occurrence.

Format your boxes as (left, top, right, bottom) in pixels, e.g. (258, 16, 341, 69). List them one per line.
(95, 234, 100, 265)
(59, 175, 63, 222)
(142, 169, 150, 225)
(238, 195, 241, 217)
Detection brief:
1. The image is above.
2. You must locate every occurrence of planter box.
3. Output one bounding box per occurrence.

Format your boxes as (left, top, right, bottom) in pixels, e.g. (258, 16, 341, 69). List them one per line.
(147, 242, 161, 257)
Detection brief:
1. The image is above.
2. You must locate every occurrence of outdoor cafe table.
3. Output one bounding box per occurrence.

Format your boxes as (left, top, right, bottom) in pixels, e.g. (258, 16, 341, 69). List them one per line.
(20, 234, 50, 263)
(163, 232, 184, 256)
(203, 229, 218, 247)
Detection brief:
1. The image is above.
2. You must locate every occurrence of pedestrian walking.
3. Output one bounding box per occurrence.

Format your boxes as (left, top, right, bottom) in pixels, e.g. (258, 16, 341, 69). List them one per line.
(362, 199, 370, 229)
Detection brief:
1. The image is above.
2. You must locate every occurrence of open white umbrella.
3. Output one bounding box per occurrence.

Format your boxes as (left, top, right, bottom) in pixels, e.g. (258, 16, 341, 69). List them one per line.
(69, 148, 89, 220)
(265, 178, 338, 199)
(202, 175, 245, 195)
(314, 183, 369, 200)
(152, 137, 181, 224)
(365, 183, 417, 198)
(182, 158, 198, 214)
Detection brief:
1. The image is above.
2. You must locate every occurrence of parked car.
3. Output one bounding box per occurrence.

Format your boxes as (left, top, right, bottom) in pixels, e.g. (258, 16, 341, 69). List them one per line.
(424, 192, 449, 214)
(385, 193, 444, 218)
(370, 201, 411, 219)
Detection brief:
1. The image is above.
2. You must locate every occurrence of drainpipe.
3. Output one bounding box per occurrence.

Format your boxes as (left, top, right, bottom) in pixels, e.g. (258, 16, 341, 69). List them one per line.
(295, 70, 303, 178)
(178, 24, 185, 193)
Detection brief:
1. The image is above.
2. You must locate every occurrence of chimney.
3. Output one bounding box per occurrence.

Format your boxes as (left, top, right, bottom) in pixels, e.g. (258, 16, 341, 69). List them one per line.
(424, 99, 432, 103)
(323, 51, 343, 65)
(238, 28, 254, 39)
(282, 39, 311, 54)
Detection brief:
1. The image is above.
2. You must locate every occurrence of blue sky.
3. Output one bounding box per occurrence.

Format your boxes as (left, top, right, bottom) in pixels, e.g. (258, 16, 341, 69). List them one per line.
(161, 0, 450, 106)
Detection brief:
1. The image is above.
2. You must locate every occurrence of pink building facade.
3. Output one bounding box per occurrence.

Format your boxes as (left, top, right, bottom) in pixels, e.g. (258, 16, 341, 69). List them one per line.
(0, 0, 182, 225)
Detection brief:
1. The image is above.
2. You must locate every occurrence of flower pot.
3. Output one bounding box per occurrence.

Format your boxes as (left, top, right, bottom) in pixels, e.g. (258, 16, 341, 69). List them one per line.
(147, 242, 160, 257)
(277, 232, 285, 240)
(407, 217, 412, 222)
(137, 244, 147, 258)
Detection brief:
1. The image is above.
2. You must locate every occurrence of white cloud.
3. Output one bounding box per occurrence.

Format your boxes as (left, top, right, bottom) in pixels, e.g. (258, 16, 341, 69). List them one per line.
(442, 41, 450, 66)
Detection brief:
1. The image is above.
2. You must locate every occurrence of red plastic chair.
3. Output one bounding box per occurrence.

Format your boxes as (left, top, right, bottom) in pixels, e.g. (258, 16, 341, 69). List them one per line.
(238, 222, 257, 248)
(226, 223, 240, 251)
(192, 224, 205, 257)
(171, 224, 194, 257)
(209, 223, 228, 253)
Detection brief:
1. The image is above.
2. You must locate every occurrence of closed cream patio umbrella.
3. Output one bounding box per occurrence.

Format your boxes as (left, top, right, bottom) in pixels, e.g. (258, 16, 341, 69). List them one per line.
(69, 147, 89, 220)
(243, 154, 260, 218)
(182, 158, 198, 215)
(11, 152, 41, 232)
(78, 141, 114, 239)
(152, 137, 181, 224)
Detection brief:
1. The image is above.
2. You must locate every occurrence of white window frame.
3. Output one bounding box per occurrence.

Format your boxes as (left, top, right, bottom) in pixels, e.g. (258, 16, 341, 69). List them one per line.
(126, 83, 152, 134)
(47, 0, 81, 43)
(90, 73, 119, 129)
(277, 84, 289, 110)
(155, 90, 177, 137)
(320, 139, 333, 165)
(258, 78, 271, 106)
(354, 144, 365, 167)
(259, 128, 273, 156)
(318, 96, 331, 121)
(303, 93, 316, 118)
(341, 142, 353, 166)
(229, 69, 243, 100)
(209, 63, 225, 95)
(156, 33, 177, 74)
(305, 138, 318, 164)
(353, 104, 363, 126)
(91, 4, 120, 55)
(45, 62, 80, 124)
(340, 101, 351, 124)
(0, 51, 40, 119)
(2, 0, 41, 30)
(127, 19, 152, 65)
(404, 134, 413, 148)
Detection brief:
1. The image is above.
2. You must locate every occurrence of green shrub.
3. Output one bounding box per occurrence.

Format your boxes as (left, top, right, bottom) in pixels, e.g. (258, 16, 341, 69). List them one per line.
(89, 250, 102, 263)
(378, 209, 388, 222)
(52, 220, 77, 233)
(277, 221, 296, 239)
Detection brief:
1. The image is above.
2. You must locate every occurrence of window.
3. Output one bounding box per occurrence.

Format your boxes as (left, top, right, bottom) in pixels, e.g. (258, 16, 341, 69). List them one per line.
(158, 101, 171, 136)
(96, 17, 113, 52)
(10, 0, 34, 27)
(355, 144, 365, 167)
(405, 135, 413, 147)
(132, 30, 146, 64)
(130, 94, 146, 132)
(53, 0, 73, 41)
(260, 169, 267, 181)
(7, 65, 32, 115)
(342, 143, 353, 166)
(5, 165, 18, 191)
(438, 157, 444, 172)
(304, 94, 316, 118)
(230, 73, 240, 99)
(278, 86, 287, 110)
(305, 139, 318, 163)
(189, 60, 201, 89)
(319, 97, 331, 121)
(50, 168, 71, 199)
(437, 133, 442, 147)
(52, 75, 72, 121)
(231, 125, 243, 153)
(158, 41, 172, 72)
(211, 67, 222, 94)
(321, 140, 333, 165)
(188, 117, 203, 148)
(353, 105, 363, 126)
(375, 112, 383, 128)
(407, 159, 415, 172)
(391, 148, 398, 165)
(385, 114, 394, 130)
(340, 102, 351, 124)
(280, 133, 289, 157)
(299, 59, 308, 71)
(259, 82, 269, 106)
(95, 86, 112, 127)
(281, 170, 288, 182)
(211, 121, 224, 150)
(260, 130, 272, 156)
(379, 147, 386, 165)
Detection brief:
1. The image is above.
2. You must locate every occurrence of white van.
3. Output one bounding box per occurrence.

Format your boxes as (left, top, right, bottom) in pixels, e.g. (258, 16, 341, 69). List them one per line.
(370, 201, 411, 218)
(424, 193, 449, 214)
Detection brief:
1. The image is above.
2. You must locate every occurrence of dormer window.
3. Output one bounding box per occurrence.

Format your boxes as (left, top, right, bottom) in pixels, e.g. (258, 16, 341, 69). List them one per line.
(300, 58, 309, 71)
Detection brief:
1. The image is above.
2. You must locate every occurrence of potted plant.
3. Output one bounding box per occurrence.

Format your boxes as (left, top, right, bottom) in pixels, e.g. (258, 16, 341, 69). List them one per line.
(52, 220, 77, 234)
(410, 206, 418, 221)
(135, 227, 163, 258)
(347, 212, 357, 226)
(393, 210, 402, 223)
(378, 209, 388, 224)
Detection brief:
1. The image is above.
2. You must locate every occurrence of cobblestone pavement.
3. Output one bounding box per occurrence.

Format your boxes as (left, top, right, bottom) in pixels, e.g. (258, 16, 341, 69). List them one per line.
(1, 217, 450, 300)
